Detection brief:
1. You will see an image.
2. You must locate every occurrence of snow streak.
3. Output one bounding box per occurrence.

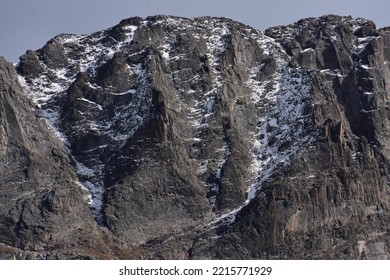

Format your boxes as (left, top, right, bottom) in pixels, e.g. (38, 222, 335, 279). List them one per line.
(17, 23, 141, 224)
(247, 67, 314, 202)
(205, 65, 315, 228)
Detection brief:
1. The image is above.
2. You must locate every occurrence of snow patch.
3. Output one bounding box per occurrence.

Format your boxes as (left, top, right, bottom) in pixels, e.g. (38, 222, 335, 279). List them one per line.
(186, 21, 230, 130)
(74, 159, 105, 223)
(247, 67, 314, 202)
(77, 98, 103, 110)
(109, 89, 136, 95)
(360, 64, 372, 70)
(207, 66, 315, 227)
(160, 42, 172, 61)
(301, 48, 315, 53)
(355, 36, 380, 55)
(17, 23, 142, 224)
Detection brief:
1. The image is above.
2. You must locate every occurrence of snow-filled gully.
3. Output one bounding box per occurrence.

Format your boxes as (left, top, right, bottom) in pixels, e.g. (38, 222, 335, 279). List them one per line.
(204, 65, 316, 228)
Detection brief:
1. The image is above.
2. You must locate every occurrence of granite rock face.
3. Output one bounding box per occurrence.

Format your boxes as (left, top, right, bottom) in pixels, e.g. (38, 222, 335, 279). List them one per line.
(0, 15, 390, 259)
(0, 57, 112, 259)
(192, 15, 390, 260)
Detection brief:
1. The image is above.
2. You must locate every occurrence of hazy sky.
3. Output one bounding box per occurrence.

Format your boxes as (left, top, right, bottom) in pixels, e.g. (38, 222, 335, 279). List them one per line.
(1, 0, 389, 62)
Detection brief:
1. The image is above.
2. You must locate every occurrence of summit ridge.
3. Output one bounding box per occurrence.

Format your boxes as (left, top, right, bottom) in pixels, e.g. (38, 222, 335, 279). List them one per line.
(1, 14, 390, 259)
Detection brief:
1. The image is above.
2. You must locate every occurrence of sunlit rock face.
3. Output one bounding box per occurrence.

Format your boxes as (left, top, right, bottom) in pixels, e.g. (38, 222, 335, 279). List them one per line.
(0, 14, 389, 259)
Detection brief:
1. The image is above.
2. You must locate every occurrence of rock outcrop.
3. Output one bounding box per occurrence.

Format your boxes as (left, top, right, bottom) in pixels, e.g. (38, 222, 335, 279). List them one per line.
(0, 57, 113, 259)
(0, 14, 389, 259)
(190, 15, 390, 260)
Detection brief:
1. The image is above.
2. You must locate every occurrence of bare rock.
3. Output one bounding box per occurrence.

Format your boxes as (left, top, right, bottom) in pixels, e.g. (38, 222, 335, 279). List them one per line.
(2, 15, 390, 260)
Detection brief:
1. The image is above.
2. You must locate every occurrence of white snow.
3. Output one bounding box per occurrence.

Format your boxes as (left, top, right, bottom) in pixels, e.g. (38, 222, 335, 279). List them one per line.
(204, 97, 215, 114)
(268, 118, 278, 128)
(100, 63, 149, 144)
(360, 64, 372, 70)
(320, 68, 345, 77)
(301, 48, 315, 53)
(182, 21, 230, 131)
(74, 159, 105, 222)
(361, 108, 378, 113)
(160, 43, 172, 61)
(17, 23, 143, 224)
(246, 66, 314, 202)
(77, 98, 103, 110)
(188, 21, 232, 190)
(109, 89, 136, 95)
(206, 65, 316, 227)
(355, 36, 380, 56)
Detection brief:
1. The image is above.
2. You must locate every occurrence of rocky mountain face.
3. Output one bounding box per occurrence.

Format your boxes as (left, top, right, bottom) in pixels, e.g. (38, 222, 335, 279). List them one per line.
(1, 14, 390, 259)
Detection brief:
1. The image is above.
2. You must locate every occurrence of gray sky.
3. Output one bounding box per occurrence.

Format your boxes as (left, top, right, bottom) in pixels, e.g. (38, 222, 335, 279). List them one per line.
(1, 0, 389, 62)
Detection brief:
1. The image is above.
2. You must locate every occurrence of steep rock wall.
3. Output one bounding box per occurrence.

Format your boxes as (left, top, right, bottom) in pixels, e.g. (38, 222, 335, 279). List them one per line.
(0, 15, 389, 260)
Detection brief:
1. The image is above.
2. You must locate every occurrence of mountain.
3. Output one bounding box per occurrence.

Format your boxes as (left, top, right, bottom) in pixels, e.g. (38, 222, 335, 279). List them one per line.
(1, 14, 390, 259)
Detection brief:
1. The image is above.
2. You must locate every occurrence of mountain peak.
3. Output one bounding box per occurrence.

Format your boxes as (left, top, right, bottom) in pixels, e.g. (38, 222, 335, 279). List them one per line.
(2, 15, 390, 259)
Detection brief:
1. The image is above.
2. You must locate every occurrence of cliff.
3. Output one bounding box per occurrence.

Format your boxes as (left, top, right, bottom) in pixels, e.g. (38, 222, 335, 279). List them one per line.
(0, 14, 389, 259)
